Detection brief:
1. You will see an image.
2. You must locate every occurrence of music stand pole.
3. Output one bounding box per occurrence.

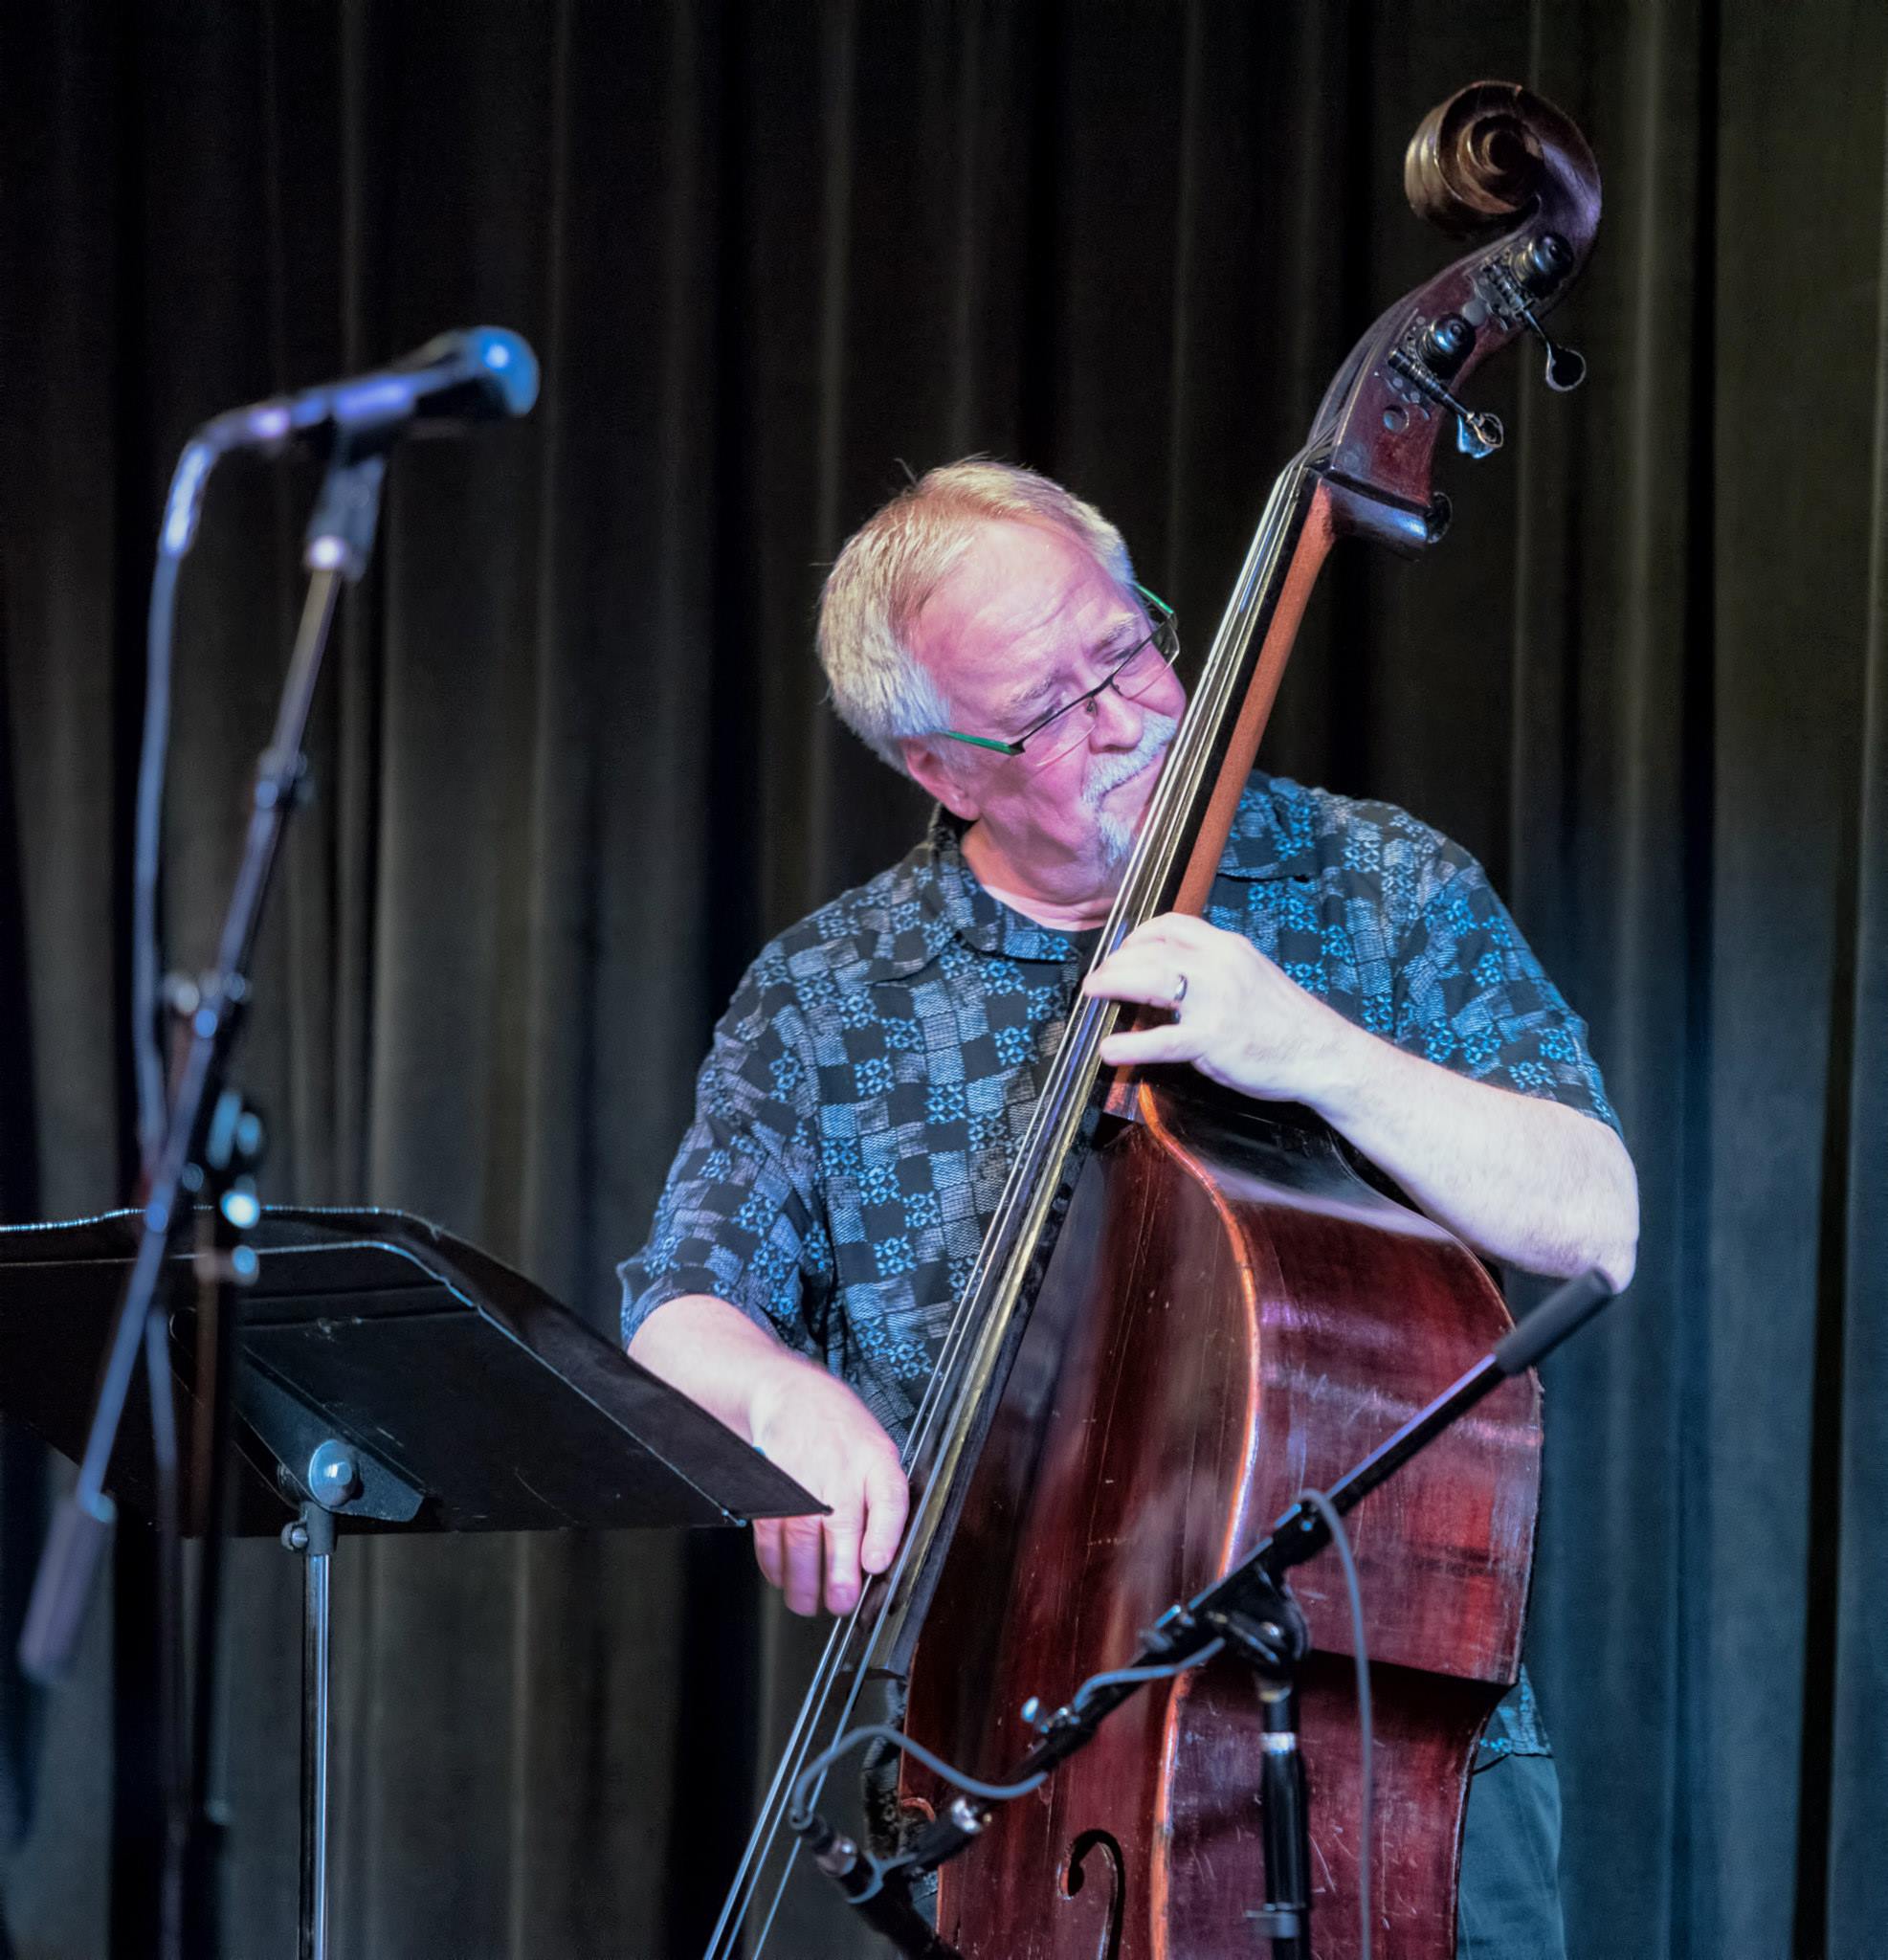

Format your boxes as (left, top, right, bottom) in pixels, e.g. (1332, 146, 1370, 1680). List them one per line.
(285, 1493, 341, 1960)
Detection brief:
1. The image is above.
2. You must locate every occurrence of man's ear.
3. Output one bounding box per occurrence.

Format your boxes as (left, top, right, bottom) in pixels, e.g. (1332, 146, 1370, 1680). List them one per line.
(900, 736, 982, 821)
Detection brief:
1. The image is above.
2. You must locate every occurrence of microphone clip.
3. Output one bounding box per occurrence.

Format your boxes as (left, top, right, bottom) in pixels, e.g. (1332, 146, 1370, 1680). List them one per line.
(303, 440, 388, 582)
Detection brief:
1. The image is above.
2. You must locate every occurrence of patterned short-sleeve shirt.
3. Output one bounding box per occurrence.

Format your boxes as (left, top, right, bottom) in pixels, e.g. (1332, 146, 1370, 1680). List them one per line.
(619, 771, 1620, 1455)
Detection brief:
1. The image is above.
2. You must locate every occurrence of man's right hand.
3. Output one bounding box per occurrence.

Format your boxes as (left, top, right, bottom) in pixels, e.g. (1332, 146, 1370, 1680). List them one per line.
(626, 1293, 910, 1616)
(744, 1353, 908, 1615)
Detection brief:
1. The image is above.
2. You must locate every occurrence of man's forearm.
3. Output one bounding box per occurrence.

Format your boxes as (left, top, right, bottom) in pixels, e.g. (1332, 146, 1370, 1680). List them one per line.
(1307, 1022, 1639, 1290)
(627, 1291, 912, 1617)
(626, 1292, 788, 1437)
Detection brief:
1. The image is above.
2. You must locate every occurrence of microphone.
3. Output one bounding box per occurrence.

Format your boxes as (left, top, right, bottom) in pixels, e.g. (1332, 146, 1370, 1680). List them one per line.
(163, 327, 540, 555)
(198, 326, 539, 457)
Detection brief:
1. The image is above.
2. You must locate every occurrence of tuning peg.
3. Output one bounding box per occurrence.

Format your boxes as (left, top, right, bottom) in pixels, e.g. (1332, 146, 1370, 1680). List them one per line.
(1455, 410, 1505, 459)
(1518, 232, 1575, 294)
(1419, 313, 1476, 379)
(1387, 345, 1506, 461)
(1486, 256, 1586, 393)
(1541, 341, 1587, 391)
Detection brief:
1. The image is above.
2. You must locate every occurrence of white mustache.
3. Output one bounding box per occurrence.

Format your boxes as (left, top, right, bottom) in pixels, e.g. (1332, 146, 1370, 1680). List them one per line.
(1082, 710, 1179, 811)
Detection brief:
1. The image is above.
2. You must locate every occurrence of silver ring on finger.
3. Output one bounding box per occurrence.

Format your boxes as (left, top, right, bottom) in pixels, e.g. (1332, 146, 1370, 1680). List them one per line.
(1171, 971, 1188, 1018)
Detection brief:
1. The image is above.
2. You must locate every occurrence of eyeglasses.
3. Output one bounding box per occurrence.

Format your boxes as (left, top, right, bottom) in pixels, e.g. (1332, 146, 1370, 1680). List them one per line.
(935, 584, 1180, 767)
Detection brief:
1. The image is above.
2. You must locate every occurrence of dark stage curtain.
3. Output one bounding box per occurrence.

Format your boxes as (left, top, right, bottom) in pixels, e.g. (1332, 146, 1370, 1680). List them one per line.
(1, 3, 1883, 1955)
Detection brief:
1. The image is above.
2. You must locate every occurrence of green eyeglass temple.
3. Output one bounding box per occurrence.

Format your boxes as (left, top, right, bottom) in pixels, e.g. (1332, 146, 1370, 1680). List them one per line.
(936, 583, 1177, 757)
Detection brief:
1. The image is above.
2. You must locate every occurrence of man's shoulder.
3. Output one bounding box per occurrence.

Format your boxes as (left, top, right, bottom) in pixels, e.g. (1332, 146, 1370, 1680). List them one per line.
(1226, 772, 1472, 882)
(739, 839, 935, 1004)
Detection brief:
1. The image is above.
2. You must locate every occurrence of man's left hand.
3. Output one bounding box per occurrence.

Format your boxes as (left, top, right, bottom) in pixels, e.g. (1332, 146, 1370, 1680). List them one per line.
(1083, 912, 1356, 1105)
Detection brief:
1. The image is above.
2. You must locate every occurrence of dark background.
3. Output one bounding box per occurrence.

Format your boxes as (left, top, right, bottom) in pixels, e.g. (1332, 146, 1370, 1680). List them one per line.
(2, 2, 1884, 1955)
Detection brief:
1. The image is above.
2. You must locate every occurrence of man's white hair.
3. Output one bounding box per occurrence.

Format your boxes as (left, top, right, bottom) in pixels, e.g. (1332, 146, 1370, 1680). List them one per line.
(817, 459, 1135, 773)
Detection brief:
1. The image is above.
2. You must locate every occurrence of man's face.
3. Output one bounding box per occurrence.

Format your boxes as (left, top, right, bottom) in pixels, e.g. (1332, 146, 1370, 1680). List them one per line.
(901, 519, 1188, 902)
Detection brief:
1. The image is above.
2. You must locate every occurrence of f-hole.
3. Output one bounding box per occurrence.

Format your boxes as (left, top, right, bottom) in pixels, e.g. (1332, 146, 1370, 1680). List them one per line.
(1058, 1828, 1125, 1960)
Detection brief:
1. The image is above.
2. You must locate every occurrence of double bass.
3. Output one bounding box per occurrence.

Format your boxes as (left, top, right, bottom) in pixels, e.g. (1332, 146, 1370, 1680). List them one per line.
(709, 80, 1601, 1959)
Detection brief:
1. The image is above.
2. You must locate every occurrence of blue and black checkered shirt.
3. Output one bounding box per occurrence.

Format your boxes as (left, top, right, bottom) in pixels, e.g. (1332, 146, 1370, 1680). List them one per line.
(620, 770, 1619, 1454)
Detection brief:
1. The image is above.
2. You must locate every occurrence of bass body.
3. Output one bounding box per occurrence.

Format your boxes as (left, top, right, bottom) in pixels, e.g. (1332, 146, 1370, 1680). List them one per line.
(905, 1078, 1540, 1958)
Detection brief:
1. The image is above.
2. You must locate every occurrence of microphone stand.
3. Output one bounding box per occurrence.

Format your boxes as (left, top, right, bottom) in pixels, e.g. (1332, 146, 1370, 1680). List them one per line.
(806, 1268, 1616, 1959)
(20, 437, 389, 1960)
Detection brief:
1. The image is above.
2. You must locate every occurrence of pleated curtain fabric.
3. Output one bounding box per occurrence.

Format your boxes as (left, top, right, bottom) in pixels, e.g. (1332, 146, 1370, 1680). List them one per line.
(0, 4, 1883, 1956)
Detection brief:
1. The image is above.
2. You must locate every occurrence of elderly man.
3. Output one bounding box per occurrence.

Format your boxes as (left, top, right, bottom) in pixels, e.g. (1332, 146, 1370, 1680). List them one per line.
(622, 459, 1637, 1957)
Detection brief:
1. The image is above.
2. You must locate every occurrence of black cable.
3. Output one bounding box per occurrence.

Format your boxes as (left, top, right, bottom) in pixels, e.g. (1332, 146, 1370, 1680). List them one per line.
(144, 1306, 187, 1960)
(1070, 1635, 1226, 1715)
(136, 436, 222, 1174)
(789, 1637, 1228, 1863)
(133, 543, 183, 1177)
(1294, 1486, 1372, 1960)
(789, 1723, 1049, 1831)
(136, 538, 185, 1960)
(133, 443, 216, 1960)
(785, 1723, 1050, 1918)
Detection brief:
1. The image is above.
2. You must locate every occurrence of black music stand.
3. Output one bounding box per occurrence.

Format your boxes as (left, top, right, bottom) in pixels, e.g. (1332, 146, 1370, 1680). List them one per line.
(0, 1205, 819, 1960)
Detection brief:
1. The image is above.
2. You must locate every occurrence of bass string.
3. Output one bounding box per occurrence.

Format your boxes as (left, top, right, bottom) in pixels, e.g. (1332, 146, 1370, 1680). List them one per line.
(702, 1607, 859, 1955)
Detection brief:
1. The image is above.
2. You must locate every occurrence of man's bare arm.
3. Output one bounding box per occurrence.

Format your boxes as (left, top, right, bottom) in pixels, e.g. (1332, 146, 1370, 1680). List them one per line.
(1086, 913, 1639, 1291)
(1304, 1034, 1637, 1288)
(628, 1295, 908, 1615)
